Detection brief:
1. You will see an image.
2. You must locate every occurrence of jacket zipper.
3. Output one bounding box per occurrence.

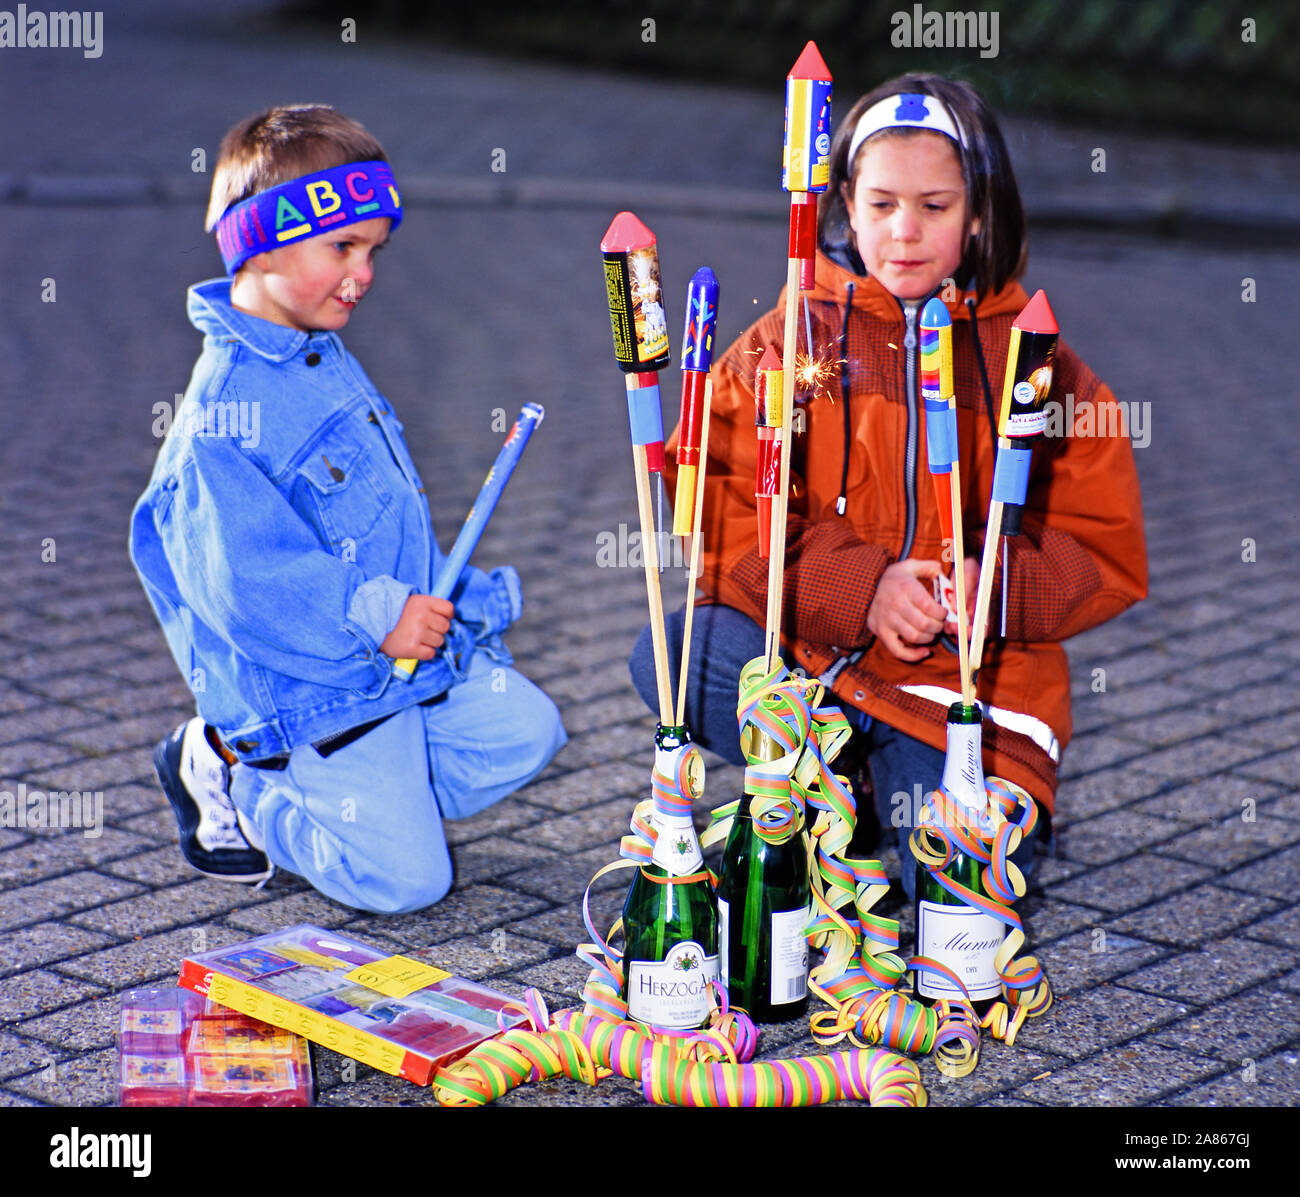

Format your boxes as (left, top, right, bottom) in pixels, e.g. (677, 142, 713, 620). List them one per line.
(900, 300, 919, 561)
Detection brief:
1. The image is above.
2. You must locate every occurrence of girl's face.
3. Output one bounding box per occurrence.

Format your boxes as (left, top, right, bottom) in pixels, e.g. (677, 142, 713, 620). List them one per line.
(844, 130, 977, 302)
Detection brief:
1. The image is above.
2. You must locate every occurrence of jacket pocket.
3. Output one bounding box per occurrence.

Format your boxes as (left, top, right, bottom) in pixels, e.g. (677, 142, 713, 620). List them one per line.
(296, 438, 395, 551)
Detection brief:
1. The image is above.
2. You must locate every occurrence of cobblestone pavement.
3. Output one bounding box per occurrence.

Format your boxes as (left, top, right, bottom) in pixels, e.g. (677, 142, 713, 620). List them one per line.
(0, 4, 1296, 1111)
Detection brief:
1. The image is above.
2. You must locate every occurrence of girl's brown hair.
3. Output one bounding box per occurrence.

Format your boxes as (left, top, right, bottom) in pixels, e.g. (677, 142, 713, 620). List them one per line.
(818, 74, 1027, 298)
(205, 105, 388, 235)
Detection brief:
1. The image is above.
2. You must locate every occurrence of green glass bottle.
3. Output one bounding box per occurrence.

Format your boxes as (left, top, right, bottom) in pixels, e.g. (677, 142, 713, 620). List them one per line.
(914, 702, 1006, 1011)
(716, 726, 811, 1022)
(621, 725, 719, 1030)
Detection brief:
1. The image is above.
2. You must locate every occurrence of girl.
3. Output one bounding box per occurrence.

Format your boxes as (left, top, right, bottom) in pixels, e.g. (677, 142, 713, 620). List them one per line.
(630, 74, 1147, 894)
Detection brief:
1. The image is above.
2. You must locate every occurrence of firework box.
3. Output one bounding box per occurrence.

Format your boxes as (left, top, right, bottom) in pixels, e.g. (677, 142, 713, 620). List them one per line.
(178, 924, 524, 1085)
(117, 987, 313, 1107)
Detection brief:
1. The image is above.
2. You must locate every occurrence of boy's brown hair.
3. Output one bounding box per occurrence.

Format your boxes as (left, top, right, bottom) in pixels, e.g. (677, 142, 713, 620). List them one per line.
(205, 104, 388, 235)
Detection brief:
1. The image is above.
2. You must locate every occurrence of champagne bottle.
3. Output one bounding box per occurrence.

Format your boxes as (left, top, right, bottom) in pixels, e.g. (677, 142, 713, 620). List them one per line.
(621, 725, 719, 1030)
(717, 726, 811, 1022)
(914, 702, 1006, 1010)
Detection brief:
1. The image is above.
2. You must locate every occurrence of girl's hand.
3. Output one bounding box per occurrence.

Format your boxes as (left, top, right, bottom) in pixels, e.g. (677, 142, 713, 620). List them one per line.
(942, 557, 981, 637)
(868, 559, 947, 661)
(381, 595, 454, 660)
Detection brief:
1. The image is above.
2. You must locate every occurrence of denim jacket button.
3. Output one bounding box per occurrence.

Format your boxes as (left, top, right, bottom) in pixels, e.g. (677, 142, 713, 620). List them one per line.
(234, 739, 257, 752)
(305, 352, 321, 366)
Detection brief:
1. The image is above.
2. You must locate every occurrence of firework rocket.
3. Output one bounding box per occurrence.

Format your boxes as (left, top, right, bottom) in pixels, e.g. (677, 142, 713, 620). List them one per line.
(392, 402, 545, 681)
(969, 289, 1060, 675)
(601, 211, 671, 474)
(783, 41, 832, 293)
(754, 346, 783, 560)
(600, 210, 676, 723)
(672, 267, 719, 536)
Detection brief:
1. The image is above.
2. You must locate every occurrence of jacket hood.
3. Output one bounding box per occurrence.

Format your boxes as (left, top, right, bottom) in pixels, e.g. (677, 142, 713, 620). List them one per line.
(788, 250, 1029, 324)
(187, 277, 312, 363)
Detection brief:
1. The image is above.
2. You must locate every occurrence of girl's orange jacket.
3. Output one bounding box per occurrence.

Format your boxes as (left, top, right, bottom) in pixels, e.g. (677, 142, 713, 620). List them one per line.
(668, 252, 1148, 812)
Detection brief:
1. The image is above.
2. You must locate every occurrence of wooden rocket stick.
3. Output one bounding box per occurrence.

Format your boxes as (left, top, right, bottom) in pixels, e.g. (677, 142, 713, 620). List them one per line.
(948, 445, 975, 707)
(765, 257, 801, 672)
(627, 374, 674, 725)
(967, 453, 1005, 677)
(676, 375, 714, 728)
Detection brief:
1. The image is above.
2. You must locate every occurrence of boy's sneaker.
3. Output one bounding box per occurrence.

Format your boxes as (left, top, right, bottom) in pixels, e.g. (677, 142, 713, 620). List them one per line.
(154, 718, 273, 884)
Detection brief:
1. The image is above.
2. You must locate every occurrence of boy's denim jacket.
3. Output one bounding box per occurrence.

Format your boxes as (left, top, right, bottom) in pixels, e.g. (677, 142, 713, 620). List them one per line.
(129, 279, 520, 765)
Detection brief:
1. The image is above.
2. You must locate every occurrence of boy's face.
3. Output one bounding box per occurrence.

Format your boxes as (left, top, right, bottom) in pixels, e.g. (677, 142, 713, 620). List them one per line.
(232, 217, 391, 332)
(844, 131, 976, 302)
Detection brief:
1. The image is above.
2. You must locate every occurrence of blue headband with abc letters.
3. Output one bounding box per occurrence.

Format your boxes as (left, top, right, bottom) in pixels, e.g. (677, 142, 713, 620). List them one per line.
(215, 159, 403, 274)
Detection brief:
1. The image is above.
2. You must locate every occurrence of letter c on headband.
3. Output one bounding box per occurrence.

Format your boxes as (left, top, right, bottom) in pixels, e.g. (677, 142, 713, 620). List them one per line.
(215, 160, 403, 274)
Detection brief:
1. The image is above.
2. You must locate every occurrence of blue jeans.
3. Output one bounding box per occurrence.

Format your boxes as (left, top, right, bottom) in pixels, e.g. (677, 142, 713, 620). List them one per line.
(230, 653, 566, 913)
(629, 604, 1037, 899)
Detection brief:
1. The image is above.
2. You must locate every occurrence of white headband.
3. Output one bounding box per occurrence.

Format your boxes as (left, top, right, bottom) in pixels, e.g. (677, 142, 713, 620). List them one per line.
(847, 92, 967, 167)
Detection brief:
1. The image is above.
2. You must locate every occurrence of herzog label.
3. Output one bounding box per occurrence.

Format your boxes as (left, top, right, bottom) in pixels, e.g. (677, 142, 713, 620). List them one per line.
(626, 940, 719, 1029)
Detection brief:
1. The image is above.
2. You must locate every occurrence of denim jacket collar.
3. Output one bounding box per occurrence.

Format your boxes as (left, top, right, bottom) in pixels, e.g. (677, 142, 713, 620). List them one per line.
(187, 277, 316, 363)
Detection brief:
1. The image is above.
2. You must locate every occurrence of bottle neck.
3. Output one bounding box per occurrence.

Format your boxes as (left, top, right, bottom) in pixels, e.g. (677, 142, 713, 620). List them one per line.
(651, 726, 703, 874)
(941, 703, 986, 814)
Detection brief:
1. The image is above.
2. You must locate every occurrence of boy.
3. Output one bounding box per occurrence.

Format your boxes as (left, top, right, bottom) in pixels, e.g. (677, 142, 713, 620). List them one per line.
(130, 105, 566, 913)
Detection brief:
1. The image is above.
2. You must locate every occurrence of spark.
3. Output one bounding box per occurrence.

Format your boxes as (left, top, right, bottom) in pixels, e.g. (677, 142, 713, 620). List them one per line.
(795, 351, 839, 401)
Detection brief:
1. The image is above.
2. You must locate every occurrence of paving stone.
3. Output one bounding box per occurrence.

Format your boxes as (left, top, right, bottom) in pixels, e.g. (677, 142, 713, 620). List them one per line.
(1154, 814, 1300, 871)
(1259, 790, 1300, 822)
(407, 932, 557, 982)
(442, 795, 552, 847)
(0, 742, 80, 776)
(450, 835, 556, 886)
(560, 692, 654, 736)
(1014, 897, 1113, 949)
(1233, 744, 1300, 787)
(520, 760, 649, 812)
(0, 870, 145, 933)
(97, 782, 170, 821)
(54, 925, 249, 988)
(1109, 709, 1224, 749)
(0, 970, 105, 1025)
(16, 991, 123, 1053)
(0, 1029, 63, 1081)
(1055, 808, 1199, 866)
(1105, 883, 1283, 949)
(0, 704, 94, 744)
(1054, 765, 1170, 818)
(1047, 855, 1215, 914)
(509, 842, 631, 905)
(507, 904, 589, 948)
(1149, 986, 1300, 1063)
(29, 747, 155, 792)
(0, 1089, 45, 1107)
(0, 826, 159, 888)
(1241, 903, 1300, 951)
(521, 795, 640, 855)
(918, 1039, 1069, 1107)
(1027, 928, 1169, 997)
(1216, 845, 1300, 902)
(1233, 712, 1300, 752)
(1057, 732, 1148, 780)
(0, 922, 117, 978)
(1012, 1041, 1228, 1106)
(96, 845, 200, 887)
(1165, 656, 1294, 696)
(348, 884, 549, 948)
(509, 953, 596, 1003)
(67, 878, 268, 938)
(45, 713, 172, 756)
(1161, 1048, 1300, 1107)
(2, 1046, 117, 1107)
(1011, 983, 1189, 1065)
(1116, 940, 1296, 1005)
(1131, 738, 1272, 785)
(1133, 774, 1279, 822)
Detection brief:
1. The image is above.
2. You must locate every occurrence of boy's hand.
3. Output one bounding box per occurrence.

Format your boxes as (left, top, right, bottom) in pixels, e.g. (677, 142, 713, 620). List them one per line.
(867, 559, 947, 662)
(942, 557, 982, 638)
(381, 595, 454, 661)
